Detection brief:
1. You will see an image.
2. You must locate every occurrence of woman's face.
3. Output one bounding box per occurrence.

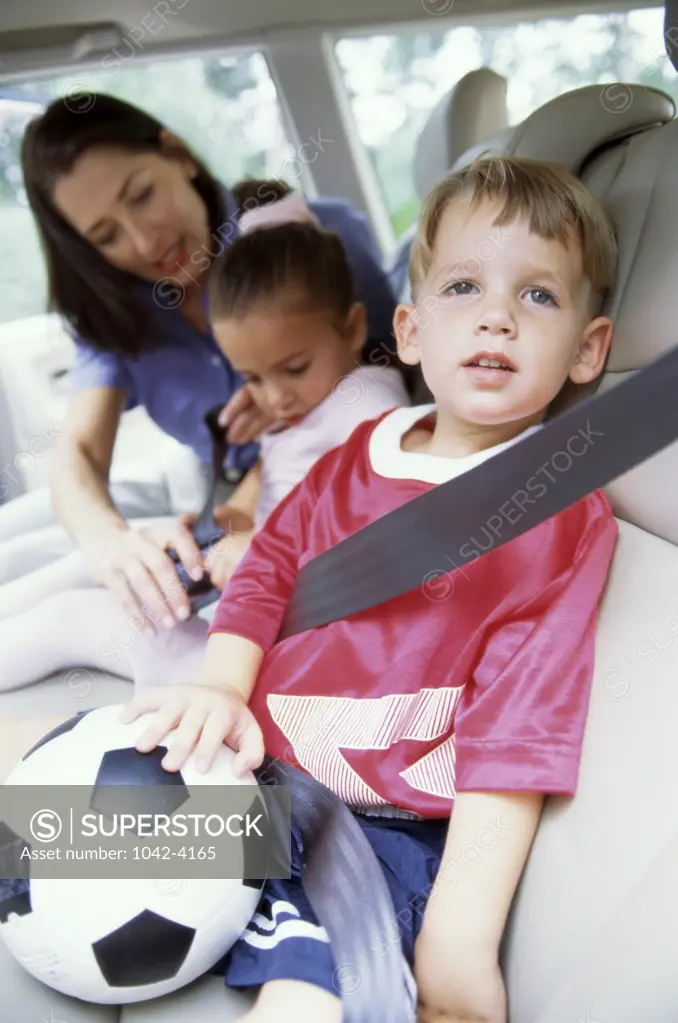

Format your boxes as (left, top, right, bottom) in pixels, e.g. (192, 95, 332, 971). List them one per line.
(52, 139, 211, 289)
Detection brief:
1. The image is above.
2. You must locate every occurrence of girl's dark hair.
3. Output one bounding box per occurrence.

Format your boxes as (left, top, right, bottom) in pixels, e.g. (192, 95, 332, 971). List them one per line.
(231, 177, 291, 217)
(21, 92, 226, 356)
(208, 222, 355, 325)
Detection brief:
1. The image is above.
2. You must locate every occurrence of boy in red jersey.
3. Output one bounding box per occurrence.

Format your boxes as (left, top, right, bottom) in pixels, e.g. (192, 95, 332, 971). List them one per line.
(120, 155, 620, 1022)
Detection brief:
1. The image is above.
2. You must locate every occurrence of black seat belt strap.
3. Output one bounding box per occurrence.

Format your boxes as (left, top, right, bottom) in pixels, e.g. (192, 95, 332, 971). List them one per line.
(188, 405, 233, 547)
(169, 405, 232, 609)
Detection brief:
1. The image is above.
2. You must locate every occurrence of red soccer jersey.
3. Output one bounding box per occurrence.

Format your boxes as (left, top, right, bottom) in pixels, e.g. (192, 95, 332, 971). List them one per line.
(210, 406, 618, 818)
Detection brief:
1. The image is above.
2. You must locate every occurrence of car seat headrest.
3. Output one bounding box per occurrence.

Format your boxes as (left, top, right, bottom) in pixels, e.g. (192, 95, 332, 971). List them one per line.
(414, 68, 508, 201)
(452, 83, 674, 174)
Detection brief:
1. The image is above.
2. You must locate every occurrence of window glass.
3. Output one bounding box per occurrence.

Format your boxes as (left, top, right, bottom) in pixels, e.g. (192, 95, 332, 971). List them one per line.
(335, 7, 675, 237)
(0, 97, 48, 324)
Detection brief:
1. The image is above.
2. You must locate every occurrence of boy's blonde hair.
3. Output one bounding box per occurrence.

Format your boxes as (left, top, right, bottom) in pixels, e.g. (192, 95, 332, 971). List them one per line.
(409, 155, 618, 311)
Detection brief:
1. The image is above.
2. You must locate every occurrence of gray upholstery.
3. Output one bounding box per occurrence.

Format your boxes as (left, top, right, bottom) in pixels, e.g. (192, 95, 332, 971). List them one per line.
(0, 670, 132, 715)
(413, 67, 508, 202)
(452, 82, 674, 171)
(503, 520, 678, 1022)
(0, 954, 254, 1021)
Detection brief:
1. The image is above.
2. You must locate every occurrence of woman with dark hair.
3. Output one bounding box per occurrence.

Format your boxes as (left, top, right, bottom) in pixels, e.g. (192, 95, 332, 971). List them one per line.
(0, 92, 397, 629)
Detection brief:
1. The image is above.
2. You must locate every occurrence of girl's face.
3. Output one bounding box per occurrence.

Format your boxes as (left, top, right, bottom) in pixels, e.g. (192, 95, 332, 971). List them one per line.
(52, 138, 211, 289)
(213, 296, 367, 427)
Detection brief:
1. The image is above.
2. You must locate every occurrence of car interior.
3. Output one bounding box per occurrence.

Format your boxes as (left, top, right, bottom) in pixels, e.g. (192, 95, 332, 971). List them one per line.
(0, 0, 677, 1020)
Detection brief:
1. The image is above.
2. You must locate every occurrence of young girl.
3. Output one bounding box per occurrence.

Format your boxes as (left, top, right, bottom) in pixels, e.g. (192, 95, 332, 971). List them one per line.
(0, 222, 409, 694)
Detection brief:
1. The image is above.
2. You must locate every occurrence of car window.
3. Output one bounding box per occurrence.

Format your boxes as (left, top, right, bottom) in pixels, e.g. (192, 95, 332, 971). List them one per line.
(0, 99, 47, 325)
(0, 51, 296, 325)
(335, 6, 676, 238)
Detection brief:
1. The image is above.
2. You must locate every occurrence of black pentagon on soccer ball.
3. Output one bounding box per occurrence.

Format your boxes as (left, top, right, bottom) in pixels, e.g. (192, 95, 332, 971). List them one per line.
(0, 873, 31, 924)
(22, 710, 93, 761)
(92, 909, 195, 987)
(0, 819, 31, 889)
(91, 746, 190, 825)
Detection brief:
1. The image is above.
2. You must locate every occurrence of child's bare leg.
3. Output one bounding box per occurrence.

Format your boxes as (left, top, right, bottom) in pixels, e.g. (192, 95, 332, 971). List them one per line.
(0, 715, 70, 783)
(237, 979, 342, 1023)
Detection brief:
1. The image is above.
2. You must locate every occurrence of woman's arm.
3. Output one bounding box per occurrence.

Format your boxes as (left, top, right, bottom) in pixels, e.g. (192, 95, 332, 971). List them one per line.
(51, 386, 202, 630)
(50, 385, 128, 547)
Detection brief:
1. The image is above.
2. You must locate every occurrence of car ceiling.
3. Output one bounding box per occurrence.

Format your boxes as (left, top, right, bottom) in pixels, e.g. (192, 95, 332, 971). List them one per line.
(0, 0, 658, 79)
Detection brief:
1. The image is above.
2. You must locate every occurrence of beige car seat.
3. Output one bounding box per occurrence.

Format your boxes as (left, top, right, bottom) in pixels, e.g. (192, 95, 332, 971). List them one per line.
(1, 78, 678, 1023)
(413, 66, 509, 202)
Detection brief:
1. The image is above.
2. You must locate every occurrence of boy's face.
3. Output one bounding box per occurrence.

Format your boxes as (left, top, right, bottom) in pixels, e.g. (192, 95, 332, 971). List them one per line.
(395, 196, 613, 432)
(213, 297, 366, 427)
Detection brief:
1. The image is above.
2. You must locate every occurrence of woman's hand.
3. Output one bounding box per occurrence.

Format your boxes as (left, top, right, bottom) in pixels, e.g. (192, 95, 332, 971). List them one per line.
(119, 682, 265, 775)
(219, 385, 274, 445)
(86, 518, 205, 633)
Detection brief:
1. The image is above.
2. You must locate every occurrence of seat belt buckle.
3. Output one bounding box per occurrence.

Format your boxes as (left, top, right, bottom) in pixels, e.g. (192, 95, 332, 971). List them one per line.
(165, 402, 230, 610)
(168, 545, 221, 610)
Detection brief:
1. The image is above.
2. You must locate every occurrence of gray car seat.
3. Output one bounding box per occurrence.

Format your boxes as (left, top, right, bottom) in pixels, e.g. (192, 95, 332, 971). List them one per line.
(2, 72, 678, 1023)
(388, 67, 509, 304)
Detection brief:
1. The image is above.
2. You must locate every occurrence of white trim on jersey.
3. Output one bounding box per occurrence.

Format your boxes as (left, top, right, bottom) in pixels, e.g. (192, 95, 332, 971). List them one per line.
(369, 403, 542, 484)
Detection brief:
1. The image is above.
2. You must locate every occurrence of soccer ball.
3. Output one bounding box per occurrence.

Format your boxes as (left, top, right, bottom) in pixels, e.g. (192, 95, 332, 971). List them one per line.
(0, 705, 265, 1004)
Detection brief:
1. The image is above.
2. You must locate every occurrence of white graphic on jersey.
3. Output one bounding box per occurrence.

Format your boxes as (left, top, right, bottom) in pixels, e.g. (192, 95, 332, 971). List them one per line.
(267, 687, 463, 808)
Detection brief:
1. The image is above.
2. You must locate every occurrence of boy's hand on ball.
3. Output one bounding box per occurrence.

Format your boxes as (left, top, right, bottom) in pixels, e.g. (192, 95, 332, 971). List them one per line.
(119, 685, 264, 776)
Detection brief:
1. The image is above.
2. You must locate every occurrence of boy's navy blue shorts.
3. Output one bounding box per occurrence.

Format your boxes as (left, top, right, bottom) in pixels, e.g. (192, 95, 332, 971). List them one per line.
(216, 812, 447, 1003)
